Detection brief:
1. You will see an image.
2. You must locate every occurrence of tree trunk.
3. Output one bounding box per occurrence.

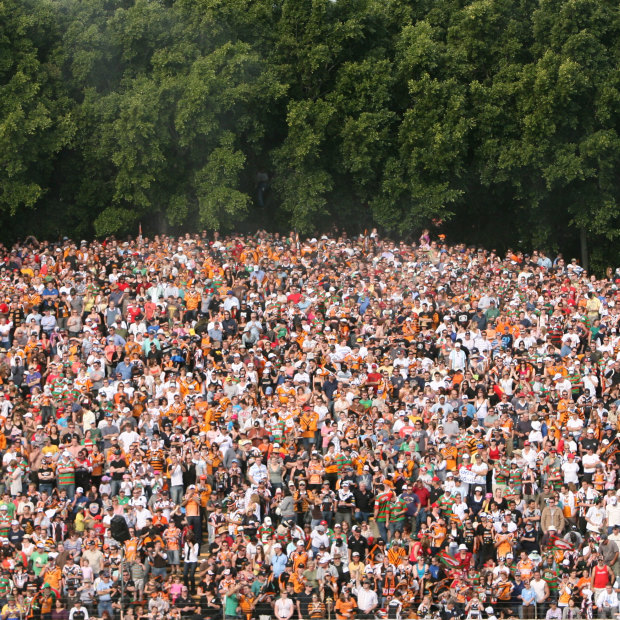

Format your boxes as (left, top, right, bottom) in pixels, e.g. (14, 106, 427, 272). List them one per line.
(580, 226, 589, 272)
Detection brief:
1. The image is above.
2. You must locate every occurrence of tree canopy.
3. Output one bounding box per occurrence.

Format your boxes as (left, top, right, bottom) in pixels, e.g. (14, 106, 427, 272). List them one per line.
(2, 0, 620, 269)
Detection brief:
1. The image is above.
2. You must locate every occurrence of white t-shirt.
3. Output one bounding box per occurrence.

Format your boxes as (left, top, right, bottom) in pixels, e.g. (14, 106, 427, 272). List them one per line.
(582, 453, 601, 474)
(562, 461, 580, 484)
(118, 430, 140, 453)
(169, 463, 184, 487)
(134, 507, 152, 530)
(606, 503, 620, 528)
(586, 506, 605, 533)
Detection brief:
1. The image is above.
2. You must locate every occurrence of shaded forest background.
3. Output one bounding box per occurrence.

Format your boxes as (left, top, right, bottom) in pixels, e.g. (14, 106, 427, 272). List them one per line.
(2, 0, 620, 270)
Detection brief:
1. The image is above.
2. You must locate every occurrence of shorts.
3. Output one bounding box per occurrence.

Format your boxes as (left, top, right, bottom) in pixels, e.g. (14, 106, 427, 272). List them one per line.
(167, 549, 180, 565)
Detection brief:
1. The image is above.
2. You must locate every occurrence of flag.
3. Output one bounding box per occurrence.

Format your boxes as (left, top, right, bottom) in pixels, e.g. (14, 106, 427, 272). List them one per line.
(438, 550, 460, 569)
(549, 534, 574, 551)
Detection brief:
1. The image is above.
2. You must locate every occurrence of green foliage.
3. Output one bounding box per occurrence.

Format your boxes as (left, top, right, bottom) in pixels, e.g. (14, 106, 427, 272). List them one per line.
(194, 132, 250, 230)
(0, 0, 619, 266)
(0, 0, 74, 215)
(94, 206, 139, 237)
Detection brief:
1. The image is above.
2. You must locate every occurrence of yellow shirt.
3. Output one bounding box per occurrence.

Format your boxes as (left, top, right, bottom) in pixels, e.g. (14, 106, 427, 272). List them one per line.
(74, 512, 85, 533)
(42, 445, 59, 457)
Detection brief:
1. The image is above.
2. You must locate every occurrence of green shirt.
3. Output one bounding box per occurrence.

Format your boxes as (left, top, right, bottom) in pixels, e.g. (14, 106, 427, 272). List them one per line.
(30, 551, 49, 576)
(0, 502, 16, 518)
(224, 593, 238, 615)
(251, 580, 266, 596)
(485, 307, 500, 321)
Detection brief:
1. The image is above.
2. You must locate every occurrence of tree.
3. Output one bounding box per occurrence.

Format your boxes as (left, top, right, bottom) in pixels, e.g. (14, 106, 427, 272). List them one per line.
(0, 0, 74, 220)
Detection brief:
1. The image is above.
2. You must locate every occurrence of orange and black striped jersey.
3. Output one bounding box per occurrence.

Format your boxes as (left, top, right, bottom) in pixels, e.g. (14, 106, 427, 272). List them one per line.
(147, 449, 166, 474)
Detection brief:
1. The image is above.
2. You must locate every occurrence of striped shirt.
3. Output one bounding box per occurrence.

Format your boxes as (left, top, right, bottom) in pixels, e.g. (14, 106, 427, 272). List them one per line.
(57, 463, 75, 485)
(374, 492, 393, 522)
(148, 449, 166, 474)
(389, 498, 408, 522)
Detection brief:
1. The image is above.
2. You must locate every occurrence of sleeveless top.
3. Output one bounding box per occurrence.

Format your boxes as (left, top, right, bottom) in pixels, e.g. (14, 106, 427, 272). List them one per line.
(593, 565, 610, 588)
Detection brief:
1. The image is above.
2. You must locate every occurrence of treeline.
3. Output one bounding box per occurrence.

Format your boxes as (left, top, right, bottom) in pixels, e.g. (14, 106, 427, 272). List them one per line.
(2, 0, 620, 268)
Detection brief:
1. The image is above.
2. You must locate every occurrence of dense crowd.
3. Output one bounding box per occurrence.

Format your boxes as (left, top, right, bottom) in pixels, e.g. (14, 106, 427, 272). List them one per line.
(0, 229, 619, 620)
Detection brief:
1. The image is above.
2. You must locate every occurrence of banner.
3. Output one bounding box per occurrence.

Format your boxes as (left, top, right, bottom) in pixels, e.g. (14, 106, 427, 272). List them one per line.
(459, 468, 485, 485)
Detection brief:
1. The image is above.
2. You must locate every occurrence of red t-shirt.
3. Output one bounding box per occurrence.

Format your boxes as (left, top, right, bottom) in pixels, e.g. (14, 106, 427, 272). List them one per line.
(413, 486, 430, 507)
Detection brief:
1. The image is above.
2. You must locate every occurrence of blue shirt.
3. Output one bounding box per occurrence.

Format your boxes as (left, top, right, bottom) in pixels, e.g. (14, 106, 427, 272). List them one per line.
(521, 586, 536, 605)
(115, 362, 133, 381)
(107, 333, 126, 347)
(96, 578, 114, 601)
(271, 552, 288, 577)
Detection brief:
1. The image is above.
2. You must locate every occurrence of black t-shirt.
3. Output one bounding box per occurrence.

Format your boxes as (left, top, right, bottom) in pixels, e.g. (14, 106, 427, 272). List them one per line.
(287, 591, 301, 619)
(202, 595, 222, 619)
(110, 458, 127, 481)
(283, 454, 298, 470)
(61, 432, 81, 444)
(457, 311, 472, 327)
(581, 438, 599, 452)
(520, 526, 539, 553)
(347, 534, 369, 558)
(7, 529, 23, 546)
(353, 488, 373, 513)
(175, 596, 197, 612)
(430, 486, 443, 504)
(238, 307, 251, 324)
(297, 591, 315, 618)
(477, 523, 495, 547)
(38, 466, 56, 482)
(419, 312, 435, 330)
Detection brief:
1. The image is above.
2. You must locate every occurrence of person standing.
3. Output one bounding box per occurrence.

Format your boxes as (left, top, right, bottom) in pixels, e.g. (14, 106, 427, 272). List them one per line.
(353, 579, 378, 619)
(56, 452, 76, 500)
(182, 485, 202, 543)
(590, 557, 614, 599)
(541, 497, 566, 533)
(531, 570, 550, 619)
(373, 486, 393, 541)
(94, 572, 115, 618)
(182, 532, 199, 595)
(274, 590, 295, 620)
